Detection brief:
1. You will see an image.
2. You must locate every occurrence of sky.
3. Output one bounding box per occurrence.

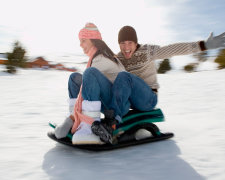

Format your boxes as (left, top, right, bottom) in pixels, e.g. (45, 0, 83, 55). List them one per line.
(0, 0, 224, 65)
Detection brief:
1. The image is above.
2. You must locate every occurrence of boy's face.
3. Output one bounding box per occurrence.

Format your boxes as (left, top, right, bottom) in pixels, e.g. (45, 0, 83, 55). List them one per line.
(119, 41, 137, 59)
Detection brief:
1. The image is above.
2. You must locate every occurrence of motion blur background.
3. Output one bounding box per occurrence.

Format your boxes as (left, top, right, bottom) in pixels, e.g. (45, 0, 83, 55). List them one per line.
(0, 0, 225, 69)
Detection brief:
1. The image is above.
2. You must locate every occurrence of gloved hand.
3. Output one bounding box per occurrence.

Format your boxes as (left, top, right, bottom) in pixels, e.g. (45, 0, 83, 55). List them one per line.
(205, 32, 225, 50)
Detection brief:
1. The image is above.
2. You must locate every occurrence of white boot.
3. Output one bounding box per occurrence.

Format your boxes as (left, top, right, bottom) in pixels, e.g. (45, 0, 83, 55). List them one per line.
(135, 129, 152, 140)
(55, 98, 76, 139)
(68, 98, 77, 116)
(72, 100, 104, 145)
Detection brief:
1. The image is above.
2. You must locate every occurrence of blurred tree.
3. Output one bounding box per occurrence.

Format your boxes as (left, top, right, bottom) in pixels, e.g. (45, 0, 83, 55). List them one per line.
(214, 49, 225, 69)
(192, 51, 208, 62)
(184, 63, 199, 72)
(184, 51, 208, 73)
(157, 59, 171, 74)
(5, 41, 27, 73)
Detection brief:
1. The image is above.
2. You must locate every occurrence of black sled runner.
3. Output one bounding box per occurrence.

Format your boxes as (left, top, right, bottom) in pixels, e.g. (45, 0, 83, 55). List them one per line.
(47, 108, 174, 151)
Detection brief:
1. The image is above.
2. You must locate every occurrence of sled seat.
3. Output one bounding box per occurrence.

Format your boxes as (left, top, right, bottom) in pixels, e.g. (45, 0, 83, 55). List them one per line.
(113, 108, 165, 136)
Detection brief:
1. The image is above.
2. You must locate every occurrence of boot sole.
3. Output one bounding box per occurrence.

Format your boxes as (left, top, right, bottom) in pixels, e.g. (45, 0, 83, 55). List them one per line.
(91, 123, 112, 144)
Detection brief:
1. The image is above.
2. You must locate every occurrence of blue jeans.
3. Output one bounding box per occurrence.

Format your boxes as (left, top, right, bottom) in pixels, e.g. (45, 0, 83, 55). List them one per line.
(111, 71, 158, 118)
(82, 67, 113, 112)
(68, 72, 82, 98)
(69, 67, 113, 112)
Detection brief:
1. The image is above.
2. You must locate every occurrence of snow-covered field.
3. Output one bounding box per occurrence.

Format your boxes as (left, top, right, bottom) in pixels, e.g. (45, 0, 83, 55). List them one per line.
(0, 65, 225, 180)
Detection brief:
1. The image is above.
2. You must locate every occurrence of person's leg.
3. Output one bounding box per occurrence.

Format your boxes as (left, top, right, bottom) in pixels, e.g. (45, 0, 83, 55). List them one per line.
(82, 67, 113, 112)
(55, 72, 82, 139)
(92, 71, 158, 144)
(102, 72, 158, 142)
(68, 72, 82, 98)
(72, 67, 113, 144)
(72, 100, 104, 144)
(111, 71, 158, 119)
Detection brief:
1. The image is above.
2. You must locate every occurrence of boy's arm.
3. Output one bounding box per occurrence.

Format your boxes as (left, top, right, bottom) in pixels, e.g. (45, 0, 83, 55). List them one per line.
(152, 31, 225, 60)
(152, 41, 205, 60)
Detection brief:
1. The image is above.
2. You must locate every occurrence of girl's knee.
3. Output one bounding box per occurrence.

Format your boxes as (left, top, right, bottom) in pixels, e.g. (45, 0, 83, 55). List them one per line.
(69, 72, 82, 84)
(83, 67, 100, 78)
(117, 71, 130, 80)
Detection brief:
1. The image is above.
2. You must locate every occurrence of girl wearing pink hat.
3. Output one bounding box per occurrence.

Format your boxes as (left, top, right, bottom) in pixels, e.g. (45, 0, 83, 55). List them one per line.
(55, 23, 125, 144)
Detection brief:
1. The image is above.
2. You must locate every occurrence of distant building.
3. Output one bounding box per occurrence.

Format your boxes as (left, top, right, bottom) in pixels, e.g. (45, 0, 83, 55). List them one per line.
(50, 63, 64, 70)
(0, 53, 8, 64)
(27, 57, 50, 69)
(64, 67, 77, 72)
(0, 60, 6, 64)
(0, 54, 77, 72)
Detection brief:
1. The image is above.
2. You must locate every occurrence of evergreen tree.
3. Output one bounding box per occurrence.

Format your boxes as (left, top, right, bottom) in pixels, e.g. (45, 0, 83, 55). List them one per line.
(157, 59, 171, 74)
(5, 41, 27, 73)
(184, 63, 199, 72)
(192, 51, 208, 62)
(214, 49, 225, 69)
(185, 51, 208, 72)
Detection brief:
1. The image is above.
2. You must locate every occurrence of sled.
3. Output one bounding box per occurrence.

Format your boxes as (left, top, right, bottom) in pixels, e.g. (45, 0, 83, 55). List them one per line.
(47, 108, 174, 151)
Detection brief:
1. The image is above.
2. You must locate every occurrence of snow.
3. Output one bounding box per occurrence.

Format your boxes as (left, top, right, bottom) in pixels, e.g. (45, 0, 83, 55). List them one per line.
(0, 65, 225, 180)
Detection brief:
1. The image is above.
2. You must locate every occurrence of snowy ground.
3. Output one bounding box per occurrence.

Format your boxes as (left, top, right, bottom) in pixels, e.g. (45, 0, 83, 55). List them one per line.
(0, 65, 225, 180)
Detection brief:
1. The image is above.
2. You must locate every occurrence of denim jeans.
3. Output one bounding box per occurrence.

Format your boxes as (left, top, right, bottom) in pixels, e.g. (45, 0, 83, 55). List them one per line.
(82, 67, 114, 112)
(111, 71, 158, 118)
(68, 72, 82, 98)
(68, 69, 157, 120)
(68, 68, 113, 113)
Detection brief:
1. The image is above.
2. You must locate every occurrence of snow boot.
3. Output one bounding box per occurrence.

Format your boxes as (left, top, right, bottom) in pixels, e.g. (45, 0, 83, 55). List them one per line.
(72, 100, 104, 144)
(92, 109, 117, 144)
(55, 98, 76, 139)
(135, 129, 152, 140)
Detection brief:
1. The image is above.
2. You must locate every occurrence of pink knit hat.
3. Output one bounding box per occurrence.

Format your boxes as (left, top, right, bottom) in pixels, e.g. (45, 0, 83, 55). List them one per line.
(78, 23, 102, 40)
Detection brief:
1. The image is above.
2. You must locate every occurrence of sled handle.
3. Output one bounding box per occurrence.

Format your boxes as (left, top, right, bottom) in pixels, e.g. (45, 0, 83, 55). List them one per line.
(49, 122, 56, 129)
